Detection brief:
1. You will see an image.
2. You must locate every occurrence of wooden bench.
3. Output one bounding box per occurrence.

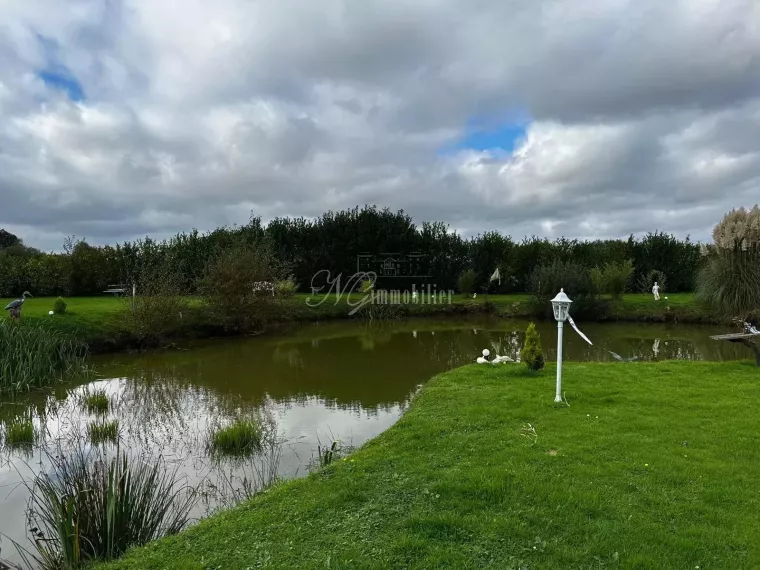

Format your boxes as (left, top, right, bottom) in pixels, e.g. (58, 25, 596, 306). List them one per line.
(104, 284, 129, 296)
(710, 332, 760, 366)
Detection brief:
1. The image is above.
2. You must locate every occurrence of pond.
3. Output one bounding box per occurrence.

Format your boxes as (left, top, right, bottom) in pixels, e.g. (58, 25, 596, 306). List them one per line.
(0, 317, 748, 565)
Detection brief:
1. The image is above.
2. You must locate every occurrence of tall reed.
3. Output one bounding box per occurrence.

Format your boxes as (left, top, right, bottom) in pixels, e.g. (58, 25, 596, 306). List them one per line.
(696, 248, 760, 318)
(0, 322, 88, 393)
(21, 445, 196, 569)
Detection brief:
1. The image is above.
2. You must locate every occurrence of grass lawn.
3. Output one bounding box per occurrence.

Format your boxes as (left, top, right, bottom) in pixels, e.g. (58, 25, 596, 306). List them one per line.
(0, 295, 124, 320)
(98, 361, 760, 570)
(0, 296, 130, 343)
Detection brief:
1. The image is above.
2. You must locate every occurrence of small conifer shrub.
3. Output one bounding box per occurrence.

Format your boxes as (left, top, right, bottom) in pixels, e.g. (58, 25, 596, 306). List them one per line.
(520, 322, 545, 371)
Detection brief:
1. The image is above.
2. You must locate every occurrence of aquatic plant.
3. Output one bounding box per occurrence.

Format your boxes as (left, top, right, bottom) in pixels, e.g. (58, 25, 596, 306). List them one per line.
(317, 440, 340, 468)
(87, 420, 119, 445)
(21, 446, 196, 569)
(3, 417, 35, 448)
(0, 321, 88, 393)
(210, 420, 263, 456)
(308, 435, 354, 472)
(82, 389, 109, 414)
(209, 438, 285, 510)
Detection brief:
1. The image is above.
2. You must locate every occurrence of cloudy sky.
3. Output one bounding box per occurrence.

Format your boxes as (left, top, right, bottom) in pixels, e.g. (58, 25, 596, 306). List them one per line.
(1, 0, 759, 251)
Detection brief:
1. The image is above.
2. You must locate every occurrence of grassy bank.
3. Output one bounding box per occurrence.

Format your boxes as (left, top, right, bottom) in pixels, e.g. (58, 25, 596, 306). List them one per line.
(0, 293, 722, 356)
(98, 361, 760, 570)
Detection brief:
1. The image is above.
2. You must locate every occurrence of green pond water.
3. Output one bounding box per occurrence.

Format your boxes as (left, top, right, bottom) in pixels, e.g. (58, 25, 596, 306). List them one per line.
(0, 317, 750, 564)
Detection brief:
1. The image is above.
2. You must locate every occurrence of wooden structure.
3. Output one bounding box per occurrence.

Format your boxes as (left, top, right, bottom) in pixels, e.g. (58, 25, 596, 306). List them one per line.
(103, 283, 131, 296)
(710, 332, 760, 366)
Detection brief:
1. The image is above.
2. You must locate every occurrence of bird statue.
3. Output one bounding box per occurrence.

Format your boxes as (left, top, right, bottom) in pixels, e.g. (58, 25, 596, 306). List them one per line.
(491, 355, 514, 364)
(5, 291, 32, 320)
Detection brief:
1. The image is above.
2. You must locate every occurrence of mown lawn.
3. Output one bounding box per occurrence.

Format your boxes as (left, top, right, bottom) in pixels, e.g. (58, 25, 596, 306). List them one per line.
(99, 361, 760, 570)
(0, 295, 126, 339)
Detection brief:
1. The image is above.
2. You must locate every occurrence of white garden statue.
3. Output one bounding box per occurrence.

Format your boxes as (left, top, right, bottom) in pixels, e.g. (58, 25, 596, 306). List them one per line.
(652, 281, 660, 301)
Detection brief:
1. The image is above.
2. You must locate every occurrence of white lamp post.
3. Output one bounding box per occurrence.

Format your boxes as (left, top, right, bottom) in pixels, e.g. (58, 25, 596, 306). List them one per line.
(550, 288, 573, 403)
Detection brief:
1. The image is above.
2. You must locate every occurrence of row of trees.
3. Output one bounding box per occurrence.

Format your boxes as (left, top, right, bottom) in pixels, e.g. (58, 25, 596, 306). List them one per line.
(0, 206, 703, 297)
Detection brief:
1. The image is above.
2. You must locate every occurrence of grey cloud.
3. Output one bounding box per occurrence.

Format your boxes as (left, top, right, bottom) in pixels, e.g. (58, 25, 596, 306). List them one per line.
(0, 0, 759, 251)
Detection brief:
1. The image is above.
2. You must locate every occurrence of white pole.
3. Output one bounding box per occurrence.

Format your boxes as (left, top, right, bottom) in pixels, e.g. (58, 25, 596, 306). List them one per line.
(555, 320, 564, 403)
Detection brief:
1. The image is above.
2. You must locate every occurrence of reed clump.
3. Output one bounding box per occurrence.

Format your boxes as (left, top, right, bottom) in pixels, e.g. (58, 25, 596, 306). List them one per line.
(23, 446, 196, 569)
(82, 388, 110, 414)
(0, 321, 88, 393)
(87, 420, 119, 445)
(3, 417, 35, 448)
(210, 420, 263, 456)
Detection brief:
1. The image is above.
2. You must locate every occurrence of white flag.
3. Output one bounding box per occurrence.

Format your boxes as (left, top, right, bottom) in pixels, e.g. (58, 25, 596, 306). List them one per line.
(567, 315, 593, 345)
(489, 268, 501, 285)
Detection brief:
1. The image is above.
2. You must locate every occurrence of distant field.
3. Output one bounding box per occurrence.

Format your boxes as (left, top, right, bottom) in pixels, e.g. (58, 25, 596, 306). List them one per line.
(0, 292, 700, 321)
(0, 292, 712, 353)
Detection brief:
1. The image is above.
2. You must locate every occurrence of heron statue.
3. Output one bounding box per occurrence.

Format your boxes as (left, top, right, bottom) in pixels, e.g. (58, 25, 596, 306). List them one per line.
(5, 291, 32, 320)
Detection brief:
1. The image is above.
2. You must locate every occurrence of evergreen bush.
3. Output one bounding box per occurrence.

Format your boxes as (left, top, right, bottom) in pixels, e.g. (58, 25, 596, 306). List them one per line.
(53, 296, 67, 315)
(520, 323, 545, 371)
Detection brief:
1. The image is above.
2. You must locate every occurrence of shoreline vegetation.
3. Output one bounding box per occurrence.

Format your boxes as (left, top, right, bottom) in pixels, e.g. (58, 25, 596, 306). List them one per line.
(95, 361, 760, 570)
(0, 292, 726, 357)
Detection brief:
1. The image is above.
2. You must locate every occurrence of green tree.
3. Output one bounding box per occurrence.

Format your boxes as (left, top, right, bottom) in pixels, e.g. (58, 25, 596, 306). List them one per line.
(0, 229, 21, 249)
(122, 265, 190, 347)
(590, 260, 634, 298)
(458, 269, 476, 296)
(200, 240, 286, 333)
(520, 323, 545, 371)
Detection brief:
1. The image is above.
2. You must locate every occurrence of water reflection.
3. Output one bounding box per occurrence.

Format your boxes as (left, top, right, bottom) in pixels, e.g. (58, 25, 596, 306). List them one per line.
(0, 317, 750, 565)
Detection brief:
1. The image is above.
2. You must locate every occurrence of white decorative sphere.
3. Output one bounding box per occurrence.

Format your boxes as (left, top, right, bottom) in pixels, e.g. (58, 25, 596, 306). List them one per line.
(49, 310, 54, 316)
(482, 349, 490, 357)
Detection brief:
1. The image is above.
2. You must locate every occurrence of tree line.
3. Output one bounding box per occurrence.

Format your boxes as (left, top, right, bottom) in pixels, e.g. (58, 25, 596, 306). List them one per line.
(0, 206, 703, 297)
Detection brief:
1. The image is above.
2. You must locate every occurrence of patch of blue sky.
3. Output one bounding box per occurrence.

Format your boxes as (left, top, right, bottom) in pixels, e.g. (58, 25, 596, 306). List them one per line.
(439, 113, 531, 156)
(37, 68, 85, 101)
(34, 32, 85, 102)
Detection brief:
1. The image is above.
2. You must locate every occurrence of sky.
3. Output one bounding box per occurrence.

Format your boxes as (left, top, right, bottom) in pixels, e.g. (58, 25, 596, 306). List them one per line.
(0, 0, 759, 251)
